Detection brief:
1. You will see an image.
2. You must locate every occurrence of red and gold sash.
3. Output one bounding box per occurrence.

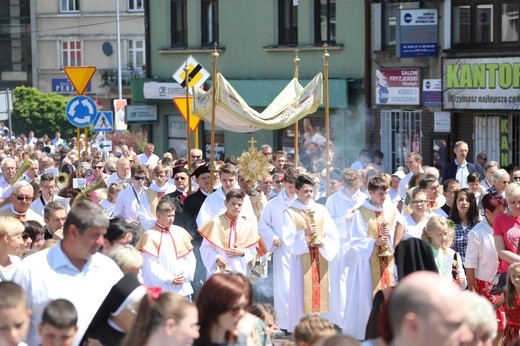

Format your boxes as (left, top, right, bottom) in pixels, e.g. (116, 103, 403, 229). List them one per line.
(198, 213, 259, 251)
(358, 205, 396, 296)
(286, 206, 329, 314)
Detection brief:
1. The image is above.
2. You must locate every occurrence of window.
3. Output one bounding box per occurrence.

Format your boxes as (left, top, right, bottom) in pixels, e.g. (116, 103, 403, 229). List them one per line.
(383, 3, 399, 46)
(62, 41, 82, 67)
(128, 40, 145, 70)
(452, 0, 520, 46)
(279, 0, 298, 45)
(314, 0, 336, 44)
(171, 0, 187, 47)
(502, 2, 519, 41)
(60, 0, 79, 12)
(202, 0, 218, 46)
(128, 0, 144, 11)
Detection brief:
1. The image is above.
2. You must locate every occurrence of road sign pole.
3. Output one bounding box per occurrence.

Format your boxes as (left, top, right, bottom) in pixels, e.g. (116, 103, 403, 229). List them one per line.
(6, 89, 12, 140)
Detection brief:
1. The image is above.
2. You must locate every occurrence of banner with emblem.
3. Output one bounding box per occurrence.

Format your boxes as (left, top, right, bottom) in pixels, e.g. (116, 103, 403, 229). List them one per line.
(192, 72, 323, 133)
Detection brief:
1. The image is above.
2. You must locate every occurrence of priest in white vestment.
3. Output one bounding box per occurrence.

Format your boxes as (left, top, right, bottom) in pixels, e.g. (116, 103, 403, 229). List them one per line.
(282, 174, 339, 332)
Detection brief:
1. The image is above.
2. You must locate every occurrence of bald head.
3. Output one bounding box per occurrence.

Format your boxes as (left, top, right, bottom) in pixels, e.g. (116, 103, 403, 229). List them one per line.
(390, 272, 472, 346)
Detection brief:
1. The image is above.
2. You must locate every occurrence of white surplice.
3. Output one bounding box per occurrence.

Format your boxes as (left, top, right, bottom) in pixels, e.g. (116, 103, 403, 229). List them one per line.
(196, 186, 257, 230)
(324, 188, 366, 328)
(257, 189, 296, 330)
(343, 197, 401, 340)
(282, 199, 339, 332)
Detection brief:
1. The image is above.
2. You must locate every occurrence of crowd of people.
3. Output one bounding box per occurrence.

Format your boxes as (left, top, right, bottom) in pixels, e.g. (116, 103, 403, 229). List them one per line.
(1, 127, 520, 346)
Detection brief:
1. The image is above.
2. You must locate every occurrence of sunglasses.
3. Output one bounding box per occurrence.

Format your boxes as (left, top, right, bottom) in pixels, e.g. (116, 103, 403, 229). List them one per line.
(133, 176, 146, 181)
(93, 166, 104, 170)
(15, 195, 33, 201)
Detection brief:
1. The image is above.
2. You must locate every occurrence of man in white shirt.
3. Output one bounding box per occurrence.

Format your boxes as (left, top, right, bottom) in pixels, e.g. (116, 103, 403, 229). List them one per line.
(113, 164, 155, 231)
(0, 157, 16, 208)
(12, 200, 123, 346)
(50, 131, 64, 149)
(105, 157, 132, 189)
(30, 173, 69, 217)
(397, 152, 424, 212)
(137, 143, 159, 166)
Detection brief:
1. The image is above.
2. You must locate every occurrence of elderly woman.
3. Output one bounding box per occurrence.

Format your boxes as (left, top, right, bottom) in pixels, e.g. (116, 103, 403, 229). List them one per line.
(324, 168, 366, 329)
(481, 160, 499, 192)
(0, 216, 25, 280)
(488, 168, 510, 196)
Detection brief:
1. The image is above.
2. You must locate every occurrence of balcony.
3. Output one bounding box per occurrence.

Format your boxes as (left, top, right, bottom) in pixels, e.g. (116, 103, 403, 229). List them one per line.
(100, 67, 145, 87)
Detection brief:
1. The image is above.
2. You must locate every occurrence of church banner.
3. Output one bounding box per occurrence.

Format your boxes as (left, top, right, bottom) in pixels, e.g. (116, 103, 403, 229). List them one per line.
(192, 73, 323, 133)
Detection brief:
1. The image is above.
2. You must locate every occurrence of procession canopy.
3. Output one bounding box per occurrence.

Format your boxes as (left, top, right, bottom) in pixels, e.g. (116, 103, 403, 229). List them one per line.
(192, 73, 323, 133)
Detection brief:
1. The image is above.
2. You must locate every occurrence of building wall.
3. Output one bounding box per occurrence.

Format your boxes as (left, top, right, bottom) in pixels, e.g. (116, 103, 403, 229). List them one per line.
(34, 0, 145, 102)
(145, 0, 366, 162)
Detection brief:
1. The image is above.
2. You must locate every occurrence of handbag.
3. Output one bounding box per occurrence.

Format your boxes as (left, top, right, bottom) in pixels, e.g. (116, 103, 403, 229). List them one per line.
(490, 273, 507, 295)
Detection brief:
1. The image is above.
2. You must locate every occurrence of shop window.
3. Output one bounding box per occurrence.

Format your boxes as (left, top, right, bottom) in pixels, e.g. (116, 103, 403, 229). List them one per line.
(279, 0, 298, 45)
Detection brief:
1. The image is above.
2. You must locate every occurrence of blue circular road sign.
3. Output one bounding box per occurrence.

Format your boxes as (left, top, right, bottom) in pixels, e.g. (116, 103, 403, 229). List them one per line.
(65, 96, 97, 128)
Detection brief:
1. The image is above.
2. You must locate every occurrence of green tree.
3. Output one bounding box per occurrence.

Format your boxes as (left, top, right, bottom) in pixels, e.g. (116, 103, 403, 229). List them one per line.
(11, 86, 76, 139)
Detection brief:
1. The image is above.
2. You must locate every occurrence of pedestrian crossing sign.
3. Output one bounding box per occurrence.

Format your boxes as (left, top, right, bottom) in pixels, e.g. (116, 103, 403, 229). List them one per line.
(93, 111, 114, 132)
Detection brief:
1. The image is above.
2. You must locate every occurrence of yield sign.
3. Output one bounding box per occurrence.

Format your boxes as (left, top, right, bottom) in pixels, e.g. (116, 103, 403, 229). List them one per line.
(173, 97, 201, 131)
(64, 66, 96, 95)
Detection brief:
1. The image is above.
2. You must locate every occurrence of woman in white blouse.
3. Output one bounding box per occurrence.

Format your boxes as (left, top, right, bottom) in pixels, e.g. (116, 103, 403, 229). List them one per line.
(403, 189, 430, 240)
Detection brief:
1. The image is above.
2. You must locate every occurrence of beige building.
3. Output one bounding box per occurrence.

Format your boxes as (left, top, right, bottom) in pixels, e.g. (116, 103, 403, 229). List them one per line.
(32, 0, 145, 105)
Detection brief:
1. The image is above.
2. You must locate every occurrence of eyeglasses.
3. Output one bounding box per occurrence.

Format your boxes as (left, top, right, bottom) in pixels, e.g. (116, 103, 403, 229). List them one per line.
(110, 170, 117, 173)
(174, 176, 186, 181)
(263, 181, 273, 184)
(274, 180, 283, 184)
(133, 176, 146, 181)
(93, 166, 104, 170)
(15, 195, 33, 201)
(412, 200, 427, 205)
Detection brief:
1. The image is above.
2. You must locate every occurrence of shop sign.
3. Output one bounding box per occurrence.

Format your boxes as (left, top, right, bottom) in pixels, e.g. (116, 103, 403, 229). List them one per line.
(375, 68, 420, 105)
(397, 9, 438, 58)
(443, 57, 520, 110)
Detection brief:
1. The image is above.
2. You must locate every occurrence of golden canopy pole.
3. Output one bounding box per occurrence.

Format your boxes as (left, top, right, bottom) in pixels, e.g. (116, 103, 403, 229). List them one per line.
(184, 60, 192, 194)
(293, 49, 300, 167)
(323, 43, 331, 197)
(209, 43, 219, 189)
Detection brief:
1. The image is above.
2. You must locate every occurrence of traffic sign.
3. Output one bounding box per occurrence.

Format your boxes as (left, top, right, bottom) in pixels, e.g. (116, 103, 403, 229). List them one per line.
(173, 97, 200, 131)
(93, 111, 114, 132)
(65, 96, 97, 128)
(64, 66, 96, 95)
(172, 56, 210, 89)
(99, 140, 113, 152)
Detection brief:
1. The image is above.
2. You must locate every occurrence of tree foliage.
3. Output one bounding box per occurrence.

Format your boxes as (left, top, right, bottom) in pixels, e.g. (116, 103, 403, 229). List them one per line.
(11, 86, 75, 139)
